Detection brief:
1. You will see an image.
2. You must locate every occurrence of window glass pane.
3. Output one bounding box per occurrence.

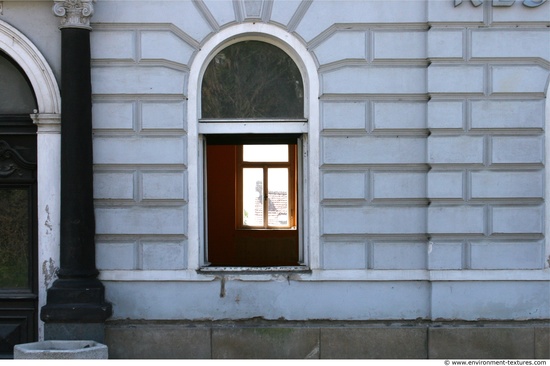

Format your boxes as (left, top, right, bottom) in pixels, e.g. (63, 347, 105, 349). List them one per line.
(202, 41, 304, 119)
(0, 188, 30, 288)
(242, 168, 263, 226)
(0, 52, 37, 114)
(268, 168, 289, 227)
(243, 145, 288, 162)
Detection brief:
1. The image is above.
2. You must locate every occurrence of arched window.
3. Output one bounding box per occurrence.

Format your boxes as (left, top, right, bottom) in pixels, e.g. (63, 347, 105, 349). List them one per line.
(201, 41, 305, 267)
(202, 40, 303, 119)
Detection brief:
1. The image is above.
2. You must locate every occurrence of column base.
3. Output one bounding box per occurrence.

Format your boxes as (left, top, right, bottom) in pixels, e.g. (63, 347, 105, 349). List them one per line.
(41, 278, 111, 321)
(44, 323, 107, 344)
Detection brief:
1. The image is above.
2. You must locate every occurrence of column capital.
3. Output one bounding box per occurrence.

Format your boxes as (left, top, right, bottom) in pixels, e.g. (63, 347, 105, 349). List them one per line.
(53, 0, 95, 30)
(31, 112, 61, 134)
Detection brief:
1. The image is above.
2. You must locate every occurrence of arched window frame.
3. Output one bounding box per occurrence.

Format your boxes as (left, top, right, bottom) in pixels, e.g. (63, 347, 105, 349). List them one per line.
(187, 24, 320, 271)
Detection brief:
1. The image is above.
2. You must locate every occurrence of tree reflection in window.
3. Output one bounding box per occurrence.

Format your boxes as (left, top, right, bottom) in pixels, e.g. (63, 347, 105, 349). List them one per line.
(202, 41, 304, 119)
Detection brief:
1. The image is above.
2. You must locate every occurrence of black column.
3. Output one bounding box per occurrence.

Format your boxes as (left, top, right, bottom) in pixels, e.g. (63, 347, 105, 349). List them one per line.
(41, 27, 111, 341)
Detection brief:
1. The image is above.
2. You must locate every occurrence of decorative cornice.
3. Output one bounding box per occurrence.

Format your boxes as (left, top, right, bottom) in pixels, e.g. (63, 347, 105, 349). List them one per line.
(53, 0, 95, 30)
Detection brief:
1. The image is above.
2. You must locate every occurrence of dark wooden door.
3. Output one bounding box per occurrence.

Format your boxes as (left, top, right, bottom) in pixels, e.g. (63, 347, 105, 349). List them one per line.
(0, 115, 38, 358)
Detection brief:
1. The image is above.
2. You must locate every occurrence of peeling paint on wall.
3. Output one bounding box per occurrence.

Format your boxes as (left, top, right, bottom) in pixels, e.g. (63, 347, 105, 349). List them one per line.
(44, 204, 52, 233)
(42, 258, 58, 288)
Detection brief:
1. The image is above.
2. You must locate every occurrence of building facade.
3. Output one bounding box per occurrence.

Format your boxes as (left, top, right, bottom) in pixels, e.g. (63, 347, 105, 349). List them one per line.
(0, 0, 549, 359)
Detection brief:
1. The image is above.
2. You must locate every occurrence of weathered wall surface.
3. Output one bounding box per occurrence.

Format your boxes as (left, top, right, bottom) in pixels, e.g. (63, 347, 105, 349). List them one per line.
(104, 320, 550, 359)
(89, 0, 549, 321)
(2, 0, 548, 323)
(425, 0, 550, 320)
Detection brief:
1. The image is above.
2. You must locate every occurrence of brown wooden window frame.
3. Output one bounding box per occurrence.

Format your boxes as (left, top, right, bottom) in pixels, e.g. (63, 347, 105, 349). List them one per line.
(236, 144, 297, 230)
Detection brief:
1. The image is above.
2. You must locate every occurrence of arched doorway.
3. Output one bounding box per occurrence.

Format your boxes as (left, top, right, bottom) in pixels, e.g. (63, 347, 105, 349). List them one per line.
(0, 20, 61, 356)
(0, 49, 38, 358)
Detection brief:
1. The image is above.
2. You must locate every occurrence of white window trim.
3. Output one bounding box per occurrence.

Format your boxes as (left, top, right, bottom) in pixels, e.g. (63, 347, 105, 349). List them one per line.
(545, 83, 550, 270)
(186, 23, 320, 270)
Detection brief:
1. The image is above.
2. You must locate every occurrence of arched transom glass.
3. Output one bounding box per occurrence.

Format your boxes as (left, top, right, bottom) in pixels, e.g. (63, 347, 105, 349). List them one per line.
(201, 41, 304, 119)
(0, 51, 37, 114)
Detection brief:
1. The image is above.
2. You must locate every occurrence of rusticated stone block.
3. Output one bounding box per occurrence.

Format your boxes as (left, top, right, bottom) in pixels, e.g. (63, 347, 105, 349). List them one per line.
(535, 326, 550, 359)
(106, 324, 211, 359)
(212, 327, 320, 359)
(429, 327, 534, 359)
(320, 327, 427, 359)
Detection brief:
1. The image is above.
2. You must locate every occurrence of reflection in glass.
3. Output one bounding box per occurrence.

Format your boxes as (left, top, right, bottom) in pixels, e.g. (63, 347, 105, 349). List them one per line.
(202, 41, 303, 119)
(243, 168, 263, 226)
(0, 188, 30, 288)
(243, 145, 288, 162)
(268, 168, 289, 227)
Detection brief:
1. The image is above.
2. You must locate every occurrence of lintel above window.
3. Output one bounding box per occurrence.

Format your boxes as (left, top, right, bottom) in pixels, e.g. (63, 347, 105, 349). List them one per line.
(205, 133, 301, 145)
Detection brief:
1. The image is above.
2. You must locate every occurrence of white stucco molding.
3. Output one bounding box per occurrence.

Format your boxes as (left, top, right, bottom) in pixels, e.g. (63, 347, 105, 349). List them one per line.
(187, 23, 321, 270)
(53, 0, 95, 30)
(545, 80, 550, 269)
(98, 268, 550, 282)
(32, 113, 61, 134)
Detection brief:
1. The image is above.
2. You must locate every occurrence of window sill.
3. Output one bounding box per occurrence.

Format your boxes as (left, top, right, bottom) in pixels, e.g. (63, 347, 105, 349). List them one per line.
(198, 266, 310, 275)
(236, 228, 297, 231)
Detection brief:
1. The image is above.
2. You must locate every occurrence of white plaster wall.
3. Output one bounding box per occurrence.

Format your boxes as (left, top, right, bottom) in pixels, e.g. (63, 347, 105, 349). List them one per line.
(84, 0, 550, 321)
(425, 0, 550, 321)
(105, 280, 432, 321)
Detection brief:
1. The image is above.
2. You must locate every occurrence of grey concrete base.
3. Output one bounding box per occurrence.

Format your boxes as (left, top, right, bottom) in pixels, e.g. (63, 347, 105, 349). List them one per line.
(212, 327, 320, 358)
(535, 327, 550, 359)
(320, 327, 427, 358)
(105, 320, 550, 359)
(428, 327, 535, 359)
(107, 324, 211, 359)
(44, 322, 106, 344)
(14, 341, 108, 359)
